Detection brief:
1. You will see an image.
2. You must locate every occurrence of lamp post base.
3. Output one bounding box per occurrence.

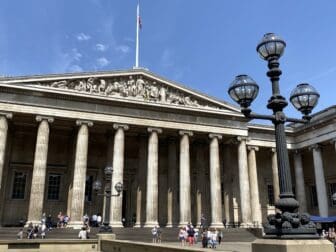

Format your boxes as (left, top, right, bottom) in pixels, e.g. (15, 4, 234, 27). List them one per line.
(99, 224, 113, 233)
(264, 212, 318, 239)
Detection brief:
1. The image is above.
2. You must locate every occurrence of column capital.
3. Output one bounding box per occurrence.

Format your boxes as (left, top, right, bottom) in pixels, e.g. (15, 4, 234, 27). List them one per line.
(329, 138, 336, 145)
(36, 115, 54, 123)
(292, 149, 303, 155)
(113, 123, 129, 131)
(0, 112, 13, 119)
(309, 144, 321, 152)
(237, 136, 248, 142)
(209, 133, 222, 140)
(148, 127, 162, 134)
(247, 145, 259, 151)
(76, 120, 93, 127)
(179, 130, 193, 136)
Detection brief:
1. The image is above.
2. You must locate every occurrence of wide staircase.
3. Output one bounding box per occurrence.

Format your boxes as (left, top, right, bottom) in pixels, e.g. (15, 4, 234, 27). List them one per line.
(0, 227, 257, 243)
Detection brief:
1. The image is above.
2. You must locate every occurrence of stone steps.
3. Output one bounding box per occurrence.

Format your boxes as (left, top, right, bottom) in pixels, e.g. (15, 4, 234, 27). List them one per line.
(0, 227, 256, 243)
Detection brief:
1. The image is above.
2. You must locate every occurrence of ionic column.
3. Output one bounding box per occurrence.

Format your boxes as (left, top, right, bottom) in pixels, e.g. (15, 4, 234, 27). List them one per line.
(209, 134, 223, 228)
(311, 144, 328, 217)
(69, 120, 93, 227)
(167, 138, 178, 227)
(271, 148, 280, 203)
(0, 113, 12, 192)
(144, 127, 162, 227)
(237, 137, 251, 226)
(134, 136, 147, 227)
(27, 116, 54, 225)
(110, 124, 129, 227)
(223, 145, 233, 226)
(196, 142, 206, 227)
(293, 150, 307, 213)
(247, 146, 262, 226)
(179, 130, 193, 226)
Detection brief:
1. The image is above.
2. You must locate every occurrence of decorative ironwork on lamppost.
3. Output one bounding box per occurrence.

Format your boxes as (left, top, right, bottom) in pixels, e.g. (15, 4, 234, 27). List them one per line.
(228, 33, 320, 238)
(93, 166, 123, 233)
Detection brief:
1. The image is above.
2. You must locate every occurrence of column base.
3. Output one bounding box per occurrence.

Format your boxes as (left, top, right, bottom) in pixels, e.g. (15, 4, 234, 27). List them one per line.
(252, 239, 333, 252)
(67, 221, 84, 229)
(210, 222, 224, 228)
(178, 221, 191, 227)
(165, 222, 173, 228)
(134, 222, 142, 228)
(109, 221, 124, 228)
(239, 222, 253, 228)
(143, 221, 159, 228)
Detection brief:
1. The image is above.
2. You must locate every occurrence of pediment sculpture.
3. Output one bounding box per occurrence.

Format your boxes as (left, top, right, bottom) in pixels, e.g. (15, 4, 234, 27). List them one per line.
(29, 75, 222, 110)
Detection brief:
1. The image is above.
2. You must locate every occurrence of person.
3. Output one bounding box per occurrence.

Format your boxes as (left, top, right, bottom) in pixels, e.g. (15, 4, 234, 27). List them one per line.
(201, 229, 208, 248)
(151, 226, 158, 243)
(97, 213, 102, 226)
(46, 214, 52, 230)
(40, 224, 46, 239)
(156, 227, 162, 243)
(91, 213, 97, 227)
(85, 224, 91, 239)
(57, 212, 63, 228)
(63, 215, 69, 227)
(218, 229, 223, 245)
(41, 213, 46, 225)
(208, 228, 218, 248)
(83, 213, 89, 225)
(27, 222, 33, 239)
(187, 225, 195, 245)
(200, 214, 206, 229)
(223, 219, 227, 229)
(178, 227, 186, 246)
(78, 227, 87, 239)
(33, 225, 39, 239)
(16, 229, 23, 240)
(194, 228, 199, 244)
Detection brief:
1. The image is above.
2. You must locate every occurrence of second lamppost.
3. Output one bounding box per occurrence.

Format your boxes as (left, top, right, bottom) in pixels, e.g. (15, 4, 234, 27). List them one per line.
(93, 166, 123, 233)
(228, 33, 320, 238)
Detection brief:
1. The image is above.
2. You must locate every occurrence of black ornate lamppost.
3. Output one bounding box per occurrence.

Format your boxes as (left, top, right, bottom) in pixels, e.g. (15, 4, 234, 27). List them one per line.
(93, 166, 123, 233)
(228, 33, 320, 238)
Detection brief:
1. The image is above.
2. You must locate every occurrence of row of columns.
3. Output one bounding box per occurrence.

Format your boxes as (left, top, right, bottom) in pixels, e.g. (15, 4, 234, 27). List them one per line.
(7, 115, 225, 228)
(0, 113, 333, 226)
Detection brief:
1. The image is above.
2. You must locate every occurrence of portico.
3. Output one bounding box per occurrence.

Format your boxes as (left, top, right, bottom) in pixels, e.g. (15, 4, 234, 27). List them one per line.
(0, 69, 336, 228)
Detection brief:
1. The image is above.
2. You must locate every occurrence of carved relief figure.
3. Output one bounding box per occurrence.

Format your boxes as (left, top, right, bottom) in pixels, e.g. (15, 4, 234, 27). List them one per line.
(36, 74, 218, 109)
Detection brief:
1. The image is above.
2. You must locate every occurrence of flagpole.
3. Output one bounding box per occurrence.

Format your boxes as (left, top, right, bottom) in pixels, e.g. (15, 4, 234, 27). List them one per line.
(135, 2, 140, 68)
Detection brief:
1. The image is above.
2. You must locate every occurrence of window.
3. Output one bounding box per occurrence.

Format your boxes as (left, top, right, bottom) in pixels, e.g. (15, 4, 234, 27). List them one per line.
(310, 185, 318, 207)
(12, 171, 27, 199)
(267, 185, 274, 206)
(47, 174, 61, 200)
(328, 183, 336, 207)
(85, 175, 93, 202)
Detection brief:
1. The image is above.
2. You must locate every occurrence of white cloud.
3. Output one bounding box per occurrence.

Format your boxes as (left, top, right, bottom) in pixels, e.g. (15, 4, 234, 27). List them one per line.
(96, 57, 110, 67)
(96, 43, 108, 52)
(51, 47, 83, 73)
(68, 65, 83, 72)
(116, 45, 130, 54)
(71, 48, 82, 61)
(77, 33, 91, 41)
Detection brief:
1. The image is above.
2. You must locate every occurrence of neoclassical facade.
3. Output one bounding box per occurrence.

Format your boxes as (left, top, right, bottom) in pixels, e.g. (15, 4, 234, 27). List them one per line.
(0, 69, 335, 228)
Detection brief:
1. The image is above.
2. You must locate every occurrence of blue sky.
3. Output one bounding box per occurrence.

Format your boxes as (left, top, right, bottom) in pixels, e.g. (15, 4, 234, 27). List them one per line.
(0, 0, 335, 118)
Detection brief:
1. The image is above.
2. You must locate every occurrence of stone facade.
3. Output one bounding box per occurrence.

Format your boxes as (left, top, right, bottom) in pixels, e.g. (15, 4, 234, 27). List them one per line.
(0, 69, 336, 228)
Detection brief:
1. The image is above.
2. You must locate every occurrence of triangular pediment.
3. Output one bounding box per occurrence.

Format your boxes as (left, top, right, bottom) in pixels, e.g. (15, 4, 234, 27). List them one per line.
(0, 69, 241, 114)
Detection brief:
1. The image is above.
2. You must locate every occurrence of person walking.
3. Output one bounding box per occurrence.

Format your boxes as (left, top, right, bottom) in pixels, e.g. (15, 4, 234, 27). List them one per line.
(187, 225, 195, 246)
(178, 227, 186, 246)
(201, 229, 208, 248)
(151, 226, 158, 243)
